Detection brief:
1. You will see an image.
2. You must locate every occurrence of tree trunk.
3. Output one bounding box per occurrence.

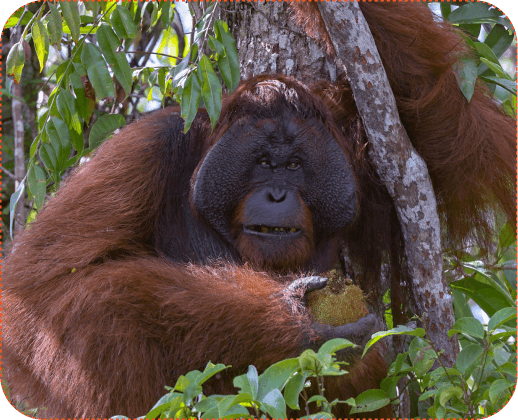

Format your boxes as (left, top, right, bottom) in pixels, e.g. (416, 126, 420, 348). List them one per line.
(12, 80, 26, 235)
(224, 1, 337, 84)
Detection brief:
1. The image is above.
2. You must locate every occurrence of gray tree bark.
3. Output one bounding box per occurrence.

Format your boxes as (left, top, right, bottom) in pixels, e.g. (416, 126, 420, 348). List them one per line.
(9, 26, 27, 235)
(12, 79, 26, 235)
(224, 1, 338, 84)
(317, 1, 458, 367)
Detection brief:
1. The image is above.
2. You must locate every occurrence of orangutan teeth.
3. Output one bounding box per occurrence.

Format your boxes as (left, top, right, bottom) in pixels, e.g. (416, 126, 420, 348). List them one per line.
(247, 225, 300, 234)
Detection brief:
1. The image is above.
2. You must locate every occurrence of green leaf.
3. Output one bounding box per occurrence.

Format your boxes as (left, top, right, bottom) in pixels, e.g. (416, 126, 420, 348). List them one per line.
(40, 142, 58, 171)
(260, 389, 287, 419)
(46, 117, 71, 171)
(145, 392, 183, 419)
(317, 338, 355, 358)
(299, 349, 321, 373)
(455, 343, 484, 375)
(81, 43, 116, 100)
(215, 394, 251, 418)
(246, 365, 259, 400)
(60, 0, 81, 43)
(489, 379, 514, 404)
(497, 362, 518, 379)
(47, 2, 63, 47)
(195, 362, 229, 387)
(283, 371, 306, 410)
(6, 42, 25, 84)
(55, 60, 72, 87)
(450, 277, 513, 318)
(32, 21, 50, 72)
(299, 412, 334, 420)
(307, 395, 328, 406)
(448, 3, 507, 26)
(197, 55, 222, 130)
(158, 27, 179, 66)
(481, 75, 517, 96)
(485, 25, 514, 59)
(452, 57, 477, 102)
(27, 165, 47, 209)
(96, 24, 133, 96)
(499, 221, 516, 249)
(149, 1, 160, 29)
(88, 114, 126, 150)
(56, 90, 83, 154)
(157, 67, 168, 94)
(452, 289, 473, 320)
(257, 358, 299, 401)
(349, 389, 390, 414)
(214, 20, 240, 92)
(194, 395, 219, 414)
(9, 178, 26, 238)
(488, 307, 517, 332)
(84, 0, 100, 20)
(440, 3, 452, 20)
(448, 317, 485, 339)
(473, 41, 502, 70)
(438, 385, 463, 407)
(5, 8, 33, 29)
(180, 72, 202, 133)
(30, 134, 40, 159)
(70, 71, 92, 122)
(111, 5, 138, 39)
(160, 0, 174, 28)
(389, 352, 410, 376)
(363, 325, 425, 357)
(208, 36, 225, 55)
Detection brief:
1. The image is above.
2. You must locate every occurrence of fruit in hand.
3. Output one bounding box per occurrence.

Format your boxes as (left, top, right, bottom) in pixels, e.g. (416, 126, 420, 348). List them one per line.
(307, 269, 369, 326)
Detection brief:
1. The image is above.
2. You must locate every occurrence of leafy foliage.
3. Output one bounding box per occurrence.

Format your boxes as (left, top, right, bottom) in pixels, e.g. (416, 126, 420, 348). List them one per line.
(444, 1, 516, 113)
(5, 0, 239, 237)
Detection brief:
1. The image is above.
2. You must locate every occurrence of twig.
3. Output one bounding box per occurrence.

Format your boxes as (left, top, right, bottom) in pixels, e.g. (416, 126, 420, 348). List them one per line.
(125, 50, 195, 65)
(1, 166, 16, 180)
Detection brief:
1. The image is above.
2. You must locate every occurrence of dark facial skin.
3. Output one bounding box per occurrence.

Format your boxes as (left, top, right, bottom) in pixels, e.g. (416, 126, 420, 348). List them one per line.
(192, 110, 357, 271)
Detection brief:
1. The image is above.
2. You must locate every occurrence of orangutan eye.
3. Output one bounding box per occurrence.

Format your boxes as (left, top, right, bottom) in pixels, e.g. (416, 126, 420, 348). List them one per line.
(287, 161, 300, 170)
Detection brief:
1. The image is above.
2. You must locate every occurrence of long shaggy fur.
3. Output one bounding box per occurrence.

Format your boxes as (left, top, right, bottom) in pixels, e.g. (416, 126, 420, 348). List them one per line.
(4, 3, 515, 419)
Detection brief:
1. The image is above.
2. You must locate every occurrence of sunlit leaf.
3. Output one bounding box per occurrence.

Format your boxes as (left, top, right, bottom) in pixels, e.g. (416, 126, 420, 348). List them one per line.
(31, 21, 50, 72)
(6, 42, 25, 84)
(5, 7, 33, 29)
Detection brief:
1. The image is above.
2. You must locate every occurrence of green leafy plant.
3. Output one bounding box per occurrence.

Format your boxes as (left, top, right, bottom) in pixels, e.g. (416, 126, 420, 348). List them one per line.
(110, 338, 360, 420)
(5, 1, 239, 236)
(444, 1, 516, 114)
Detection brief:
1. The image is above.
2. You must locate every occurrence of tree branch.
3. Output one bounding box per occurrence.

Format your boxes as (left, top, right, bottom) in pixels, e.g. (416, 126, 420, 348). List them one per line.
(317, 2, 458, 366)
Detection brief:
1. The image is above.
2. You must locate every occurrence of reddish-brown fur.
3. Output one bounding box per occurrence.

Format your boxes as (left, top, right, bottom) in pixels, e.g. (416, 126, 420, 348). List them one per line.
(3, 102, 387, 418)
(4, 3, 515, 419)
